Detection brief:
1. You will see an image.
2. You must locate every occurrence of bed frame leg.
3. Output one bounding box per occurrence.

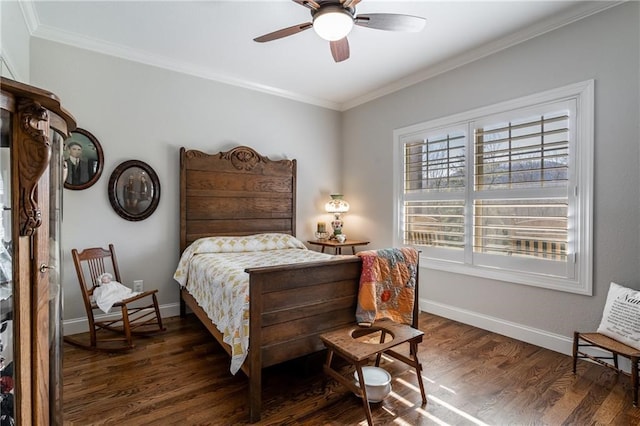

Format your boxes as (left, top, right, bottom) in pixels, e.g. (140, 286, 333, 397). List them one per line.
(249, 370, 262, 423)
(180, 294, 186, 318)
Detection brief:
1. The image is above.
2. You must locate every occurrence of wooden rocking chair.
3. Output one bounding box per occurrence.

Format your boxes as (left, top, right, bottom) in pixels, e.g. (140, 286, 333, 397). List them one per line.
(63, 244, 165, 351)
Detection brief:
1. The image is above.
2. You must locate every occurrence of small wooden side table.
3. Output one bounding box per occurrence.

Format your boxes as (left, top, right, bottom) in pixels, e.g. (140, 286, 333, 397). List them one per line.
(307, 239, 370, 255)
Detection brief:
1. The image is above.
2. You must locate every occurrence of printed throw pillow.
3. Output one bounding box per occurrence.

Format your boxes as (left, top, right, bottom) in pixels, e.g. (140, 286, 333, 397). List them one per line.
(597, 282, 640, 350)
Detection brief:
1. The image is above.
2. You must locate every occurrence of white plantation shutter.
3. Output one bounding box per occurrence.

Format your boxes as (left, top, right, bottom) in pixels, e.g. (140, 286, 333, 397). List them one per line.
(395, 80, 593, 294)
(473, 199, 567, 260)
(472, 108, 571, 263)
(404, 200, 465, 249)
(474, 113, 569, 191)
(404, 133, 465, 192)
(402, 129, 466, 262)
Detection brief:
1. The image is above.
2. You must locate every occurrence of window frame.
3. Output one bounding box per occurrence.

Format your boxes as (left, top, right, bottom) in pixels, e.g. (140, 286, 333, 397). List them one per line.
(393, 80, 594, 295)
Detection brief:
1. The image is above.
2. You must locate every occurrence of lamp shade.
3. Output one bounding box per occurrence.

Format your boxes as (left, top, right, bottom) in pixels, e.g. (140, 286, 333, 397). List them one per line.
(313, 6, 354, 41)
(325, 194, 350, 214)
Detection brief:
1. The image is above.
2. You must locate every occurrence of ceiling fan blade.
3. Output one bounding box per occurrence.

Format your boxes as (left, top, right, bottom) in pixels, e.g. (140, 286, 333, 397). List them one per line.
(330, 37, 350, 62)
(355, 13, 426, 32)
(293, 0, 320, 10)
(341, 0, 362, 8)
(253, 22, 313, 43)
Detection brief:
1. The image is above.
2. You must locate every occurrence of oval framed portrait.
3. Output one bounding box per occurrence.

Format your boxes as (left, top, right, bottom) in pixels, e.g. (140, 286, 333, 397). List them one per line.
(63, 128, 104, 190)
(108, 160, 161, 221)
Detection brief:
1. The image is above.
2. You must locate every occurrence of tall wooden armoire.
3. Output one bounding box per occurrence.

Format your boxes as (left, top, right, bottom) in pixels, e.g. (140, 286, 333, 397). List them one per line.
(0, 77, 76, 425)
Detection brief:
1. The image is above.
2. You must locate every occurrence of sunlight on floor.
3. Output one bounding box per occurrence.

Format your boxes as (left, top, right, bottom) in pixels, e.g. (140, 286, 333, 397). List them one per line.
(415, 408, 452, 426)
(382, 406, 397, 417)
(424, 394, 490, 426)
(393, 416, 418, 425)
(396, 376, 420, 394)
(348, 350, 489, 425)
(387, 371, 488, 426)
(388, 390, 414, 407)
(439, 384, 456, 394)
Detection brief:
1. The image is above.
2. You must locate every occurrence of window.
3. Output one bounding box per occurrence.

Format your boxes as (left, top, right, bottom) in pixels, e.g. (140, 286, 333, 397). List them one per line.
(394, 80, 594, 294)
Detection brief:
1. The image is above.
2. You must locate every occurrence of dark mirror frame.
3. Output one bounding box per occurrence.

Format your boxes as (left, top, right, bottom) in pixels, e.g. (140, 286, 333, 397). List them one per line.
(63, 128, 104, 190)
(108, 160, 160, 221)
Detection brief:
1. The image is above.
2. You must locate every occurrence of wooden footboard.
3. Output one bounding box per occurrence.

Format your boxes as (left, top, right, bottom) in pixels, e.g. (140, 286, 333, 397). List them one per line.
(180, 256, 362, 422)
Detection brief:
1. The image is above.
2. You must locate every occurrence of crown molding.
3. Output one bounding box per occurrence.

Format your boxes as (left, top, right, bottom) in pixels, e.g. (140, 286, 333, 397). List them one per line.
(24, 1, 621, 112)
(18, 0, 40, 35)
(340, 1, 623, 111)
(30, 23, 341, 111)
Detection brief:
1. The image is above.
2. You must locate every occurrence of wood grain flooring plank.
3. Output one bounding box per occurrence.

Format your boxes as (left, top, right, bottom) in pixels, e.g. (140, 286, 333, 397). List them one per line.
(62, 313, 640, 425)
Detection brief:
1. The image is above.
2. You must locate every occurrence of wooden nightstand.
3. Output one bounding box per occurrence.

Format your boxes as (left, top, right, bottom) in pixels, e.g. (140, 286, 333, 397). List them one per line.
(307, 239, 370, 255)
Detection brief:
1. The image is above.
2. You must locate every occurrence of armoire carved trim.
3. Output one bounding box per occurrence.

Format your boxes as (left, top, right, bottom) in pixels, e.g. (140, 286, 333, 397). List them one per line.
(17, 100, 52, 236)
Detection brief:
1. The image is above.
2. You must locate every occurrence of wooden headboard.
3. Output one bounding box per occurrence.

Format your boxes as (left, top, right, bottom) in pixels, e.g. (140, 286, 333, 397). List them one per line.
(179, 146, 297, 252)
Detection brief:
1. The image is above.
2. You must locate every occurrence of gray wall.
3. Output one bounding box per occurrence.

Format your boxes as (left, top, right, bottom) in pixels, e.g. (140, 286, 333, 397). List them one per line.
(6, 2, 640, 354)
(342, 2, 640, 353)
(29, 39, 343, 324)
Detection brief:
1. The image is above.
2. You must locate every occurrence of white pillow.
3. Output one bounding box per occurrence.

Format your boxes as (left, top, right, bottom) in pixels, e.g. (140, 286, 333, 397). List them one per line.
(597, 282, 640, 350)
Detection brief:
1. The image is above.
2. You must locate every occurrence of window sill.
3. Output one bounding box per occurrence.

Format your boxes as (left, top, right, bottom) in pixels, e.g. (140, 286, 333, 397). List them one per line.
(420, 256, 591, 295)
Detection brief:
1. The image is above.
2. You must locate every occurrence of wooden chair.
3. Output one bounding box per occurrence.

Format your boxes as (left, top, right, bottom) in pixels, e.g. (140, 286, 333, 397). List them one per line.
(573, 331, 640, 406)
(319, 250, 427, 426)
(64, 244, 165, 351)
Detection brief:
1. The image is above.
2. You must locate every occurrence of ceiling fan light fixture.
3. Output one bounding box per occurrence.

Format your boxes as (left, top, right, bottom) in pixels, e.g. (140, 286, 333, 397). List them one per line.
(313, 7, 354, 41)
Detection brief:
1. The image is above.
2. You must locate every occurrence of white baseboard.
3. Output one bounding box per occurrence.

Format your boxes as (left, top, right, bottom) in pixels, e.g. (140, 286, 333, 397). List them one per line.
(420, 298, 575, 356)
(63, 302, 181, 336)
(419, 297, 632, 372)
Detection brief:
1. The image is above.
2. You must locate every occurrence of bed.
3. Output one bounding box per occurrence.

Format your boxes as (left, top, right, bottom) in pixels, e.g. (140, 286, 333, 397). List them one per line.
(177, 146, 362, 422)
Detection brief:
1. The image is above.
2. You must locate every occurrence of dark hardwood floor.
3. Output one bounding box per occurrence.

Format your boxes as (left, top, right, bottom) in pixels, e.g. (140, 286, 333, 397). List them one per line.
(63, 312, 640, 425)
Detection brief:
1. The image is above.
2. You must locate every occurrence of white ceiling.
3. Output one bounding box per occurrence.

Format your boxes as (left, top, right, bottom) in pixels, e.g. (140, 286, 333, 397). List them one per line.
(25, 1, 615, 110)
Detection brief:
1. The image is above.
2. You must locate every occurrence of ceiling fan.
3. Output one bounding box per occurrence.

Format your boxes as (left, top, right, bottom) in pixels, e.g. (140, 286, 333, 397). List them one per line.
(253, 0, 426, 63)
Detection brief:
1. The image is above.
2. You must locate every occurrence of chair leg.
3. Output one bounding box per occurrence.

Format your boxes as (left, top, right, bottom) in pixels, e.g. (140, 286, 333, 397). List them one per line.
(121, 305, 134, 349)
(88, 314, 98, 348)
(572, 331, 579, 374)
(152, 293, 164, 331)
(354, 363, 374, 426)
(410, 341, 427, 405)
(632, 356, 639, 407)
(323, 349, 334, 392)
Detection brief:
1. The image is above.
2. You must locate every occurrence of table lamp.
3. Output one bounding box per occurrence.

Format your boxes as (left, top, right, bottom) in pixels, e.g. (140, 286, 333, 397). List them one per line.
(325, 194, 350, 239)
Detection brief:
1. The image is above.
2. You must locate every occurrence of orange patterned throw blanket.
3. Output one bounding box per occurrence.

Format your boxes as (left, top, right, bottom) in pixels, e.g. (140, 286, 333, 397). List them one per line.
(355, 247, 419, 326)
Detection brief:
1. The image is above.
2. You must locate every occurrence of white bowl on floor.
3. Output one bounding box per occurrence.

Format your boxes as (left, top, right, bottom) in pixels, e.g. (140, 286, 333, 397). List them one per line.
(353, 366, 392, 403)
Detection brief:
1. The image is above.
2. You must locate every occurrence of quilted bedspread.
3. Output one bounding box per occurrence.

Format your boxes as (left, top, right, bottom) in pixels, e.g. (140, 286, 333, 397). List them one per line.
(355, 247, 419, 326)
(173, 233, 336, 374)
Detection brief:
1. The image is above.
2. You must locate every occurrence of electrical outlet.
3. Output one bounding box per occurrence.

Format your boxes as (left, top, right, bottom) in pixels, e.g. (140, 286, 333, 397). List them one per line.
(133, 280, 143, 292)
